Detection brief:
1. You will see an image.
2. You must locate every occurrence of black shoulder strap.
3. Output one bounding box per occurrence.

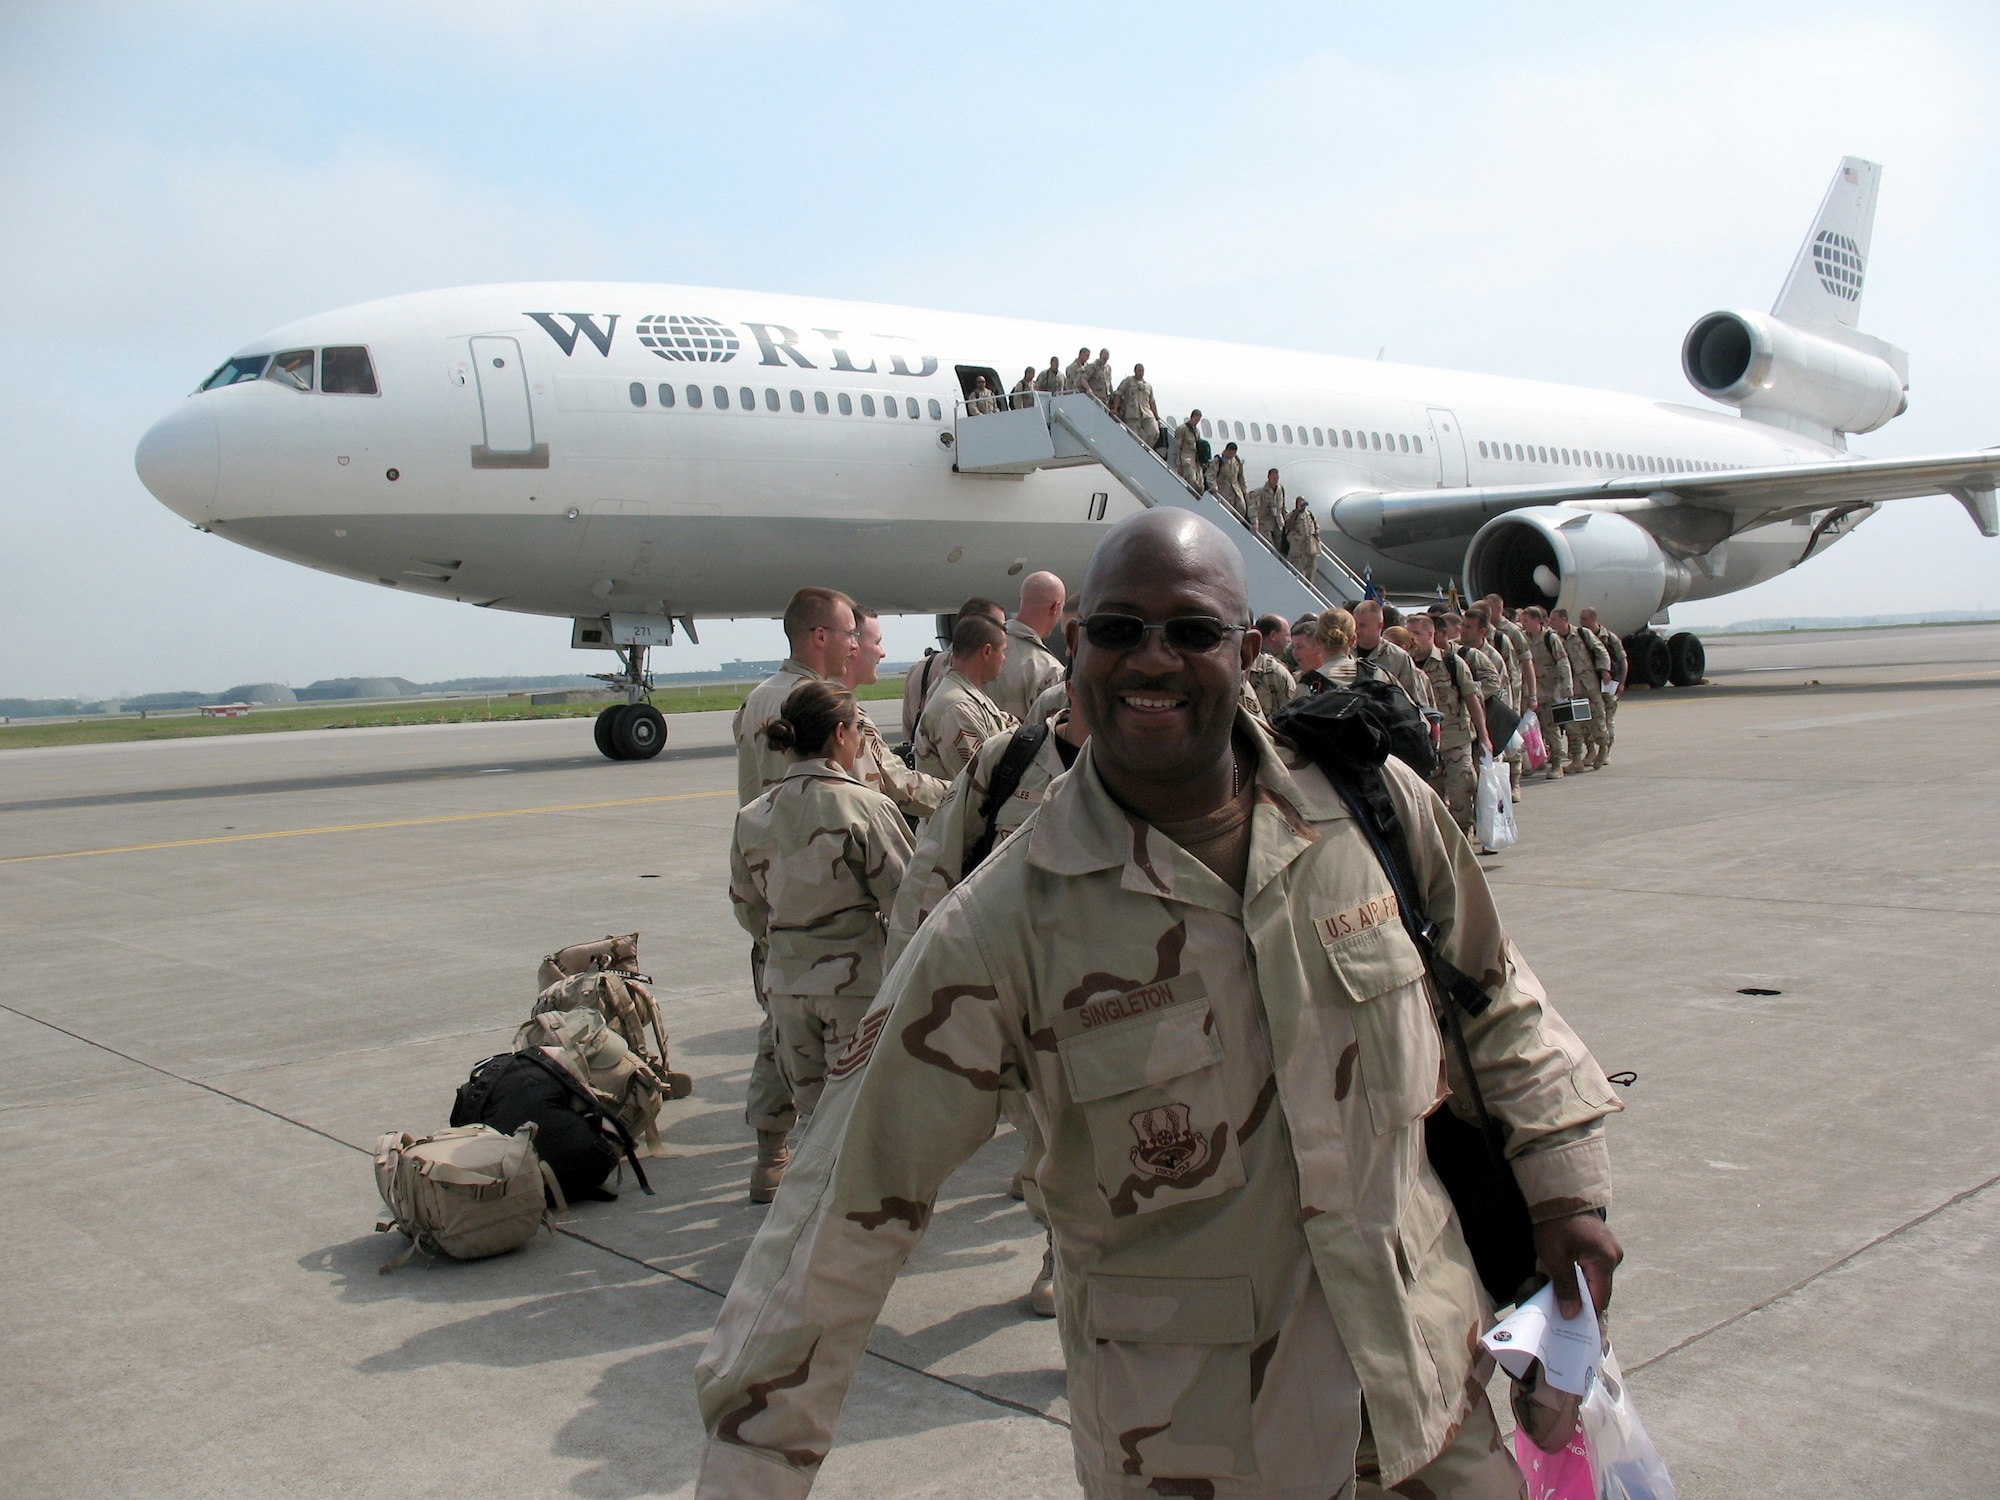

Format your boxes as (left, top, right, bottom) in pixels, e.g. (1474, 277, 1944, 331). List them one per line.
(1317, 763, 1512, 1168)
(965, 722, 1052, 871)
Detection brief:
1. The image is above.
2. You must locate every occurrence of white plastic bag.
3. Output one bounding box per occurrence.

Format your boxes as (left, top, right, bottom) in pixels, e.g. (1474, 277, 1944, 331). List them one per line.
(1474, 754, 1518, 850)
(1579, 1344, 1677, 1500)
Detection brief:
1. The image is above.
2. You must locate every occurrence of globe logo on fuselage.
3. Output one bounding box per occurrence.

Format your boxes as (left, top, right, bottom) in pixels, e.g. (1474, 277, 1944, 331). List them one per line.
(636, 314, 740, 363)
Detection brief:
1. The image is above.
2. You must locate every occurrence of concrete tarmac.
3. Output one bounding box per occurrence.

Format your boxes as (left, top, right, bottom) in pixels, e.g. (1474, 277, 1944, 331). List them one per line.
(3, 623, 1998, 1497)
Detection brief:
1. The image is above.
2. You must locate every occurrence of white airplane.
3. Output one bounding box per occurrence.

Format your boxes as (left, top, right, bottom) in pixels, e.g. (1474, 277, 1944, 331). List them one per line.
(137, 157, 1998, 757)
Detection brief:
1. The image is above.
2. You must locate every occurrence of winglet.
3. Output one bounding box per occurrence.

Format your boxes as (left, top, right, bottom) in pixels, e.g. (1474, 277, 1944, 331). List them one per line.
(1771, 157, 1881, 331)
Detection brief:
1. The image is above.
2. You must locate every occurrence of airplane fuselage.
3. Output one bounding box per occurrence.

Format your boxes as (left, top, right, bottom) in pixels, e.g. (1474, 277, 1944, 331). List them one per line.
(136, 281, 1853, 628)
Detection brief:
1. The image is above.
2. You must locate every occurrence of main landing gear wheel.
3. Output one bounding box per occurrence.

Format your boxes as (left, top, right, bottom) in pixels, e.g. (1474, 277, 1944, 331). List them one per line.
(593, 704, 623, 759)
(1627, 633, 1672, 690)
(1667, 631, 1706, 687)
(612, 703, 668, 760)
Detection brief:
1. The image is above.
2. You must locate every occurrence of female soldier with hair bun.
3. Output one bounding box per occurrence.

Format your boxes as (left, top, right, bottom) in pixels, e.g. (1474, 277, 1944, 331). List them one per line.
(729, 681, 914, 1201)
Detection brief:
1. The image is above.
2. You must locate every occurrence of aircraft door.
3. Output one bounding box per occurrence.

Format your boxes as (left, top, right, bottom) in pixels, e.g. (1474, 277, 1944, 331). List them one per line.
(470, 336, 536, 453)
(1426, 408, 1467, 488)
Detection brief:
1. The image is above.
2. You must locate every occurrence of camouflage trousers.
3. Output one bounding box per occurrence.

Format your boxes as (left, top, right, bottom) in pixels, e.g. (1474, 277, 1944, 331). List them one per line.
(1286, 541, 1320, 579)
(768, 992, 874, 1123)
(1600, 691, 1619, 759)
(745, 944, 798, 1135)
(1533, 706, 1567, 777)
(1565, 694, 1608, 768)
(1428, 742, 1477, 834)
(1350, 1384, 1524, 1499)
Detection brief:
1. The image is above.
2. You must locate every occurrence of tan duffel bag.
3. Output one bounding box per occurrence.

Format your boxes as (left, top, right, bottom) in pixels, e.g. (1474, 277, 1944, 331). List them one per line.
(373, 1124, 562, 1273)
(537, 932, 642, 991)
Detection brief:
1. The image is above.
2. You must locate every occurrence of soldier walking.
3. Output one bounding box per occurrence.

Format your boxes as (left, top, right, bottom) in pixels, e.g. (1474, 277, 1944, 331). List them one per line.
(912, 614, 1017, 781)
(1248, 468, 1286, 550)
(1245, 612, 1298, 718)
(730, 681, 913, 1202)
(1112, 362, 1160, 447)
(1551, 609, 1611, 771)
(1173, 409, 1206, 492)
(843, 606, 947, 821)
(1282, 493, 1321, 578)
(1579, 607, 1626, 765)
(1063, 345, 1093, 393)
(1353, 599, 1430, 708)
(695, 508, 1625, 1500)
(1035, 355, 1065, 396)
(1085, 347, 1113, 406)
(1407, 613, 1490, 835)
(1482, 594, 1536, 799)
(1009, 364, 1037, 410)
(1520, 606, 1574, 778)
(1212, 440, 1248, 519)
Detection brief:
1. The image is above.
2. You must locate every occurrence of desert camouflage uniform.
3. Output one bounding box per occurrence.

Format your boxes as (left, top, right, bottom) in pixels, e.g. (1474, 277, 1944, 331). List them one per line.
(695, 713, 1619, 1498)
(1560, 629, 1611, 770)
(1359, 639, 1431, 710)
(1213, 450, 1249, 519)
(1032, 677, 1072, 723)
(1010, 371, 1038, 410)
(1489, 619, 1531, 795)
(1414, 646, 1483, 835)
(1065, 353, 1094, 393)
(1281, 504, 1320, 578)
(730, 759, 913, 1124)
(1592, 628, 1626, 761)
(1036, 363, 1066, 396)
(1528, 630, 1574, 777)
(913, 668, 1017, 782)
(989, 618, 1066, 722)
(1247, 479, 1286, 551)
(1173, 420, 1205, 492)
(1245, 652, 1298, 721)
(901, 649, 952, 742)
(733, 658, 831, 1129)
(1113, 373, 1160, 447)
(1086, 357, 1114, 406)
(854, 712, 947, 821)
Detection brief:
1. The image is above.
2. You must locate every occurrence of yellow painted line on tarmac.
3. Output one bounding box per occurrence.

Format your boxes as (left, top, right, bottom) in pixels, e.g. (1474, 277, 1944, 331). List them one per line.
(0, 789, 734, 866)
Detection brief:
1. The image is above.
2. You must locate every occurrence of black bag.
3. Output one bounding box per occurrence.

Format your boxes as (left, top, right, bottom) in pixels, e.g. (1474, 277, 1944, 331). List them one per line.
(1271, 696, 1537, 1305)
(1483, 693, 1522, 752)
(1282, 671, 1439, 779)
(452, 1049, 652, 1203)
(964, 721, 1051, 872)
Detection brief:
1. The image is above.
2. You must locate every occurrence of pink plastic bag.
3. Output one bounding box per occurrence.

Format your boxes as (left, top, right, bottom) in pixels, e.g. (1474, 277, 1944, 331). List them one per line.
(1520, 716, 1549, 771)
(1514, 1417, 1593, 1500)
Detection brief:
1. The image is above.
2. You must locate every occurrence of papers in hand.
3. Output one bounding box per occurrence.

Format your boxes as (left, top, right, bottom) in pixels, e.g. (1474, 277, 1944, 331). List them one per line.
(1482, 1265, 1602, 1396)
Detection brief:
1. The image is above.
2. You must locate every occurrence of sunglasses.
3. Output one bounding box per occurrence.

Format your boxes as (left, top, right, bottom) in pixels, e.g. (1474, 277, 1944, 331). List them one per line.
(1081, 613, 1245, 654)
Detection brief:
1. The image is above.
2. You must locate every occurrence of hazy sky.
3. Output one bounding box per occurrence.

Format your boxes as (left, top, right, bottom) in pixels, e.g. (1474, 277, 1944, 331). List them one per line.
(4, 1, 1997, 698)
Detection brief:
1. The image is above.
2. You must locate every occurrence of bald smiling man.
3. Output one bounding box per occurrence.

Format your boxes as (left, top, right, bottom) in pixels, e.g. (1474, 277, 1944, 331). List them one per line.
(694, 510, 1624, 1500)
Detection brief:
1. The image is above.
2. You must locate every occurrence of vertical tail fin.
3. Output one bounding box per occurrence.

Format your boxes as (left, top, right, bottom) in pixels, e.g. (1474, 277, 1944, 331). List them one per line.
(1771, 156, 1881, 330)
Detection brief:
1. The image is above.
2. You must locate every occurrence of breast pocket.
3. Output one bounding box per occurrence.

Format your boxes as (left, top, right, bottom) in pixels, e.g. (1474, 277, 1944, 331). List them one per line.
(1084, 1274, 1258, 1481)
(1319, 920, 1443, 1134)
(1057, 994, 1247, 1217)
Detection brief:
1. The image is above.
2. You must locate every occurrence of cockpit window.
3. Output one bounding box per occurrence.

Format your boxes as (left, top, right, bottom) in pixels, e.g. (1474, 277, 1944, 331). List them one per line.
(200, 354, 270, 391)
(321, 346, 378, 395)
(264, 349, 315, 391)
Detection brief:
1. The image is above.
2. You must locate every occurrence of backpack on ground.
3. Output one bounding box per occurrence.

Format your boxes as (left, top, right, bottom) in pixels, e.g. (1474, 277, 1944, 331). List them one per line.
(450, 1047, 653, 1204)
(534, 935, 685, 1094)
(515, 1008, 670, 1155)
(538, 932, 641, 991)
(373, 1123, 561, 1274)
(1270, 692, 1536, 1305)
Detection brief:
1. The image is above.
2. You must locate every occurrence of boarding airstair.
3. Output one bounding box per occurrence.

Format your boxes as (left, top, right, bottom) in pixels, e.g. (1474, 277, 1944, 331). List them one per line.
(952, 392, 1368, 619)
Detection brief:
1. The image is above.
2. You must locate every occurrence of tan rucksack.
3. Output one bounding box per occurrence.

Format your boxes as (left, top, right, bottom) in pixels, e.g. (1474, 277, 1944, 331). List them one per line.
(538, 932, 642, 991)
(373, 1124, 562, 1273)
(514, 1010, 669, 1156)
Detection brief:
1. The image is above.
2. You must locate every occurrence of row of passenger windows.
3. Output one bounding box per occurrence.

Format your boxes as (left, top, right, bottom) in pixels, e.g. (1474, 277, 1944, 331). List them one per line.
(1476, 439, 1739, 475)
(1196, 417, 1422, 455)
(629, 383, 944, 421)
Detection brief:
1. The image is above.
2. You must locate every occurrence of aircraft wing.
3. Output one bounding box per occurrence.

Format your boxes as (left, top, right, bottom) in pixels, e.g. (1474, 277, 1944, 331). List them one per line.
(1331, 448, 2000, 553)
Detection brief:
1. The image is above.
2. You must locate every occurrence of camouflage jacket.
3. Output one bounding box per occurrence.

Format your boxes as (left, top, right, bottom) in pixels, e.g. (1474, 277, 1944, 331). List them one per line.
(1492, 617, 1532, 702)
(1461, 642, 1505, 702)
(1246, 652, 1298, 720)
(1591, 627, 1627, 690)
(1248, 481, 1285, 532)
(1085, 358, 1114, 403)
(1065, 354, 1093, 392)
(885, 709, 1080, 970)
(1113, 375, 1156, 425)
(729, 759, 914, 1000)
(733, 659, 823, 808)
(855, 712, 947, 819)
(988, 619, 1066, 722)
(1358, 639, 1427, 708)
(1213, 451, 1247, 503)
(695, 713, 1618, 1496)
(1561, 630, 1609, 700)
(912, 668, 1016, 782)
(1529, 630, 1573, 702)
(1414, 647, 1481, 747)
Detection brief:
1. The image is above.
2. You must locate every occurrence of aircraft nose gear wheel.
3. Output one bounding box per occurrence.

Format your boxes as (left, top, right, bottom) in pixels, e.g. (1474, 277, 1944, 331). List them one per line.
(613, 703, 668, 760)
(1667, 631, 1706, 687)
(1628, 632, 1672, 690)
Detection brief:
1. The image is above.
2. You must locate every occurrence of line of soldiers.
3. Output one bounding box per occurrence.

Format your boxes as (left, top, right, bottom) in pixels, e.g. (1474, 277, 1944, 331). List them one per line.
(698, 509, 1625, 1500)
(1238, 593, 1627, 849)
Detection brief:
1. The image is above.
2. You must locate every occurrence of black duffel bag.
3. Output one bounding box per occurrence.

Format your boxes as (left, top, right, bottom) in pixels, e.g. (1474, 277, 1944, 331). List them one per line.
(452, 1049, 652, 1203)
(1272, 691, 1538, 1306)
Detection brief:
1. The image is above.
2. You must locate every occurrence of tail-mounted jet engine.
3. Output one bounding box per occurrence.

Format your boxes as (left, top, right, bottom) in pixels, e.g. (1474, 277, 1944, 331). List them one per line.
(1682, 310, 1906, 438)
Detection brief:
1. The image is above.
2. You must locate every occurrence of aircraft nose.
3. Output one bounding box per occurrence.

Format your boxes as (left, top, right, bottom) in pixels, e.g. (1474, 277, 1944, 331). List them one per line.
(135, 401, 219, 522)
